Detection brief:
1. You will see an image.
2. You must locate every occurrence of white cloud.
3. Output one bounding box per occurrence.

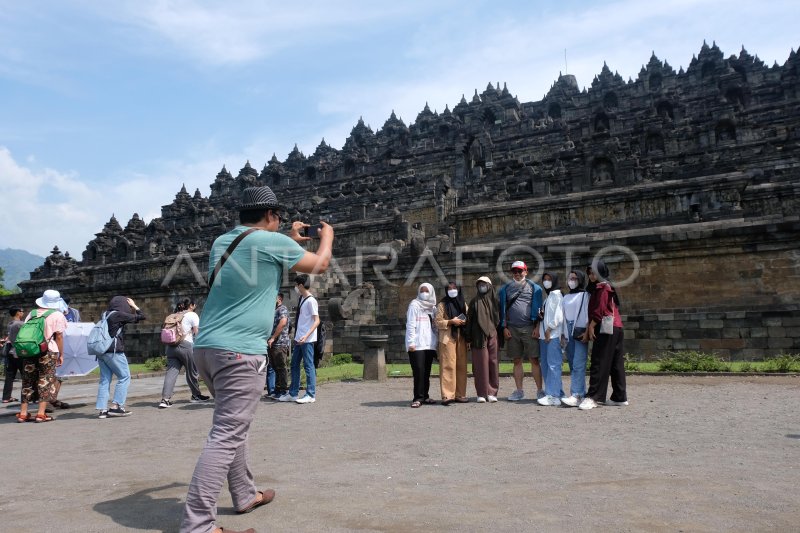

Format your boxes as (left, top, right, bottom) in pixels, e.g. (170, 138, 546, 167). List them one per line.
(0, 147, 103, 257)
(0, 146, 236, 258)
(101, 0, 454, 66)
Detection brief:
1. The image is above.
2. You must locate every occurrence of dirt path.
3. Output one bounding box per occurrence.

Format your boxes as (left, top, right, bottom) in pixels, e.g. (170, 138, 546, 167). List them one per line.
(1, 375, 798, 532)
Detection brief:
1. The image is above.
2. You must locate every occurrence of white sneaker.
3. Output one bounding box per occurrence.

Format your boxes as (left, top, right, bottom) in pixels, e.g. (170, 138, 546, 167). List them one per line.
(487, 395, 498, 403)
(295, 395, 316, 404)
(278, 393, 298, 402)
(578, 397, 598, 410)
(476, 397, 487, 403)
(605, 399, 629, 406)
(537, 395, 561, 406)
(507, 389, 525, 401)
(158, 399, 172, 409)
(561, 395, 581, 407)
(536, 389, 546, 400)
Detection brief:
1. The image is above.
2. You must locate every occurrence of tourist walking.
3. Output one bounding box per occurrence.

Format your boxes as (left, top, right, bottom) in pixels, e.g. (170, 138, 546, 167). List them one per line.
(265, 292, 290, 400)
(16, 290, 67, 423)
(405, 282, 438, 407)
(3, 307, 24, 404)
(96, 295, 145, 419)
(281, 274, 321, 404)
(435, 281, 469, 405)
(181, 185, 333, 533)
(537, 273, 565, 406)
(158, 298, 210, 408)
(465, 276, 500, 403)
(561, 270, 590, 407)
(578, 260, 627, 410)
(498, 260, 544, 401)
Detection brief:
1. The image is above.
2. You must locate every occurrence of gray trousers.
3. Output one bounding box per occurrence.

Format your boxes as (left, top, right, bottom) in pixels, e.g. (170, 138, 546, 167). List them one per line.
(162, 341, 203, 399)
(180, 348, 267, 533)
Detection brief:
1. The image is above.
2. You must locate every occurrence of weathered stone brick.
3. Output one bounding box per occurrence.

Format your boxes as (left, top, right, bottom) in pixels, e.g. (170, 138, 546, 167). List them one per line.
(768, 337, 794, 349)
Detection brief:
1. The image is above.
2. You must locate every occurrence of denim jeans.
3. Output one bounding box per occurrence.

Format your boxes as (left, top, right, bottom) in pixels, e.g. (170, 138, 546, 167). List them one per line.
(266, 364, 275, 395)
(565, 320, 588, 397)
(539, 339, 549, 391)
(96, 352, 131, 409)
(541, 336, 564, 398)
(289, 343, 316, 398)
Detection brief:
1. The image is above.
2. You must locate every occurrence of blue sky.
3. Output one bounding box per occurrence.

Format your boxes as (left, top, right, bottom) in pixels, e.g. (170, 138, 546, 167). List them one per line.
(0, 0, 797, 257)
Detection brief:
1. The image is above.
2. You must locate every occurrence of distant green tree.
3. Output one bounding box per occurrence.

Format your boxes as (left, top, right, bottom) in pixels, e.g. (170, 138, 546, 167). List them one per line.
(0, 266, 13, 296)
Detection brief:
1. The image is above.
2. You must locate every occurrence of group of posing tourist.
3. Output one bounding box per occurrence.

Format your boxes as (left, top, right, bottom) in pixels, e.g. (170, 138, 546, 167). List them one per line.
(405, 259, 627, 410)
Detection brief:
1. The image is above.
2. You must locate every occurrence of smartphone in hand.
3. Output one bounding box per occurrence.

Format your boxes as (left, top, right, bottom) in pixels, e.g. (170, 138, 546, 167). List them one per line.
(303, 223, 322, 238)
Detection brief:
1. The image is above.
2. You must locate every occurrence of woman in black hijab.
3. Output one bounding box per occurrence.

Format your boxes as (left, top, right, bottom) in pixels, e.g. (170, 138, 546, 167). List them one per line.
(95, 296, 146, 418)
(434, 281, 469, 405)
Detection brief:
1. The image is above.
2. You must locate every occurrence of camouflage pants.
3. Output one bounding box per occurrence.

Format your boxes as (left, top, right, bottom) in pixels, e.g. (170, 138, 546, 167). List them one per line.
(21, 351, 58, 404)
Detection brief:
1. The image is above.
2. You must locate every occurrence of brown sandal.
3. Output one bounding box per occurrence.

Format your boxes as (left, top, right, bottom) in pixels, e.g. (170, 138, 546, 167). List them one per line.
(16, 412, 32, 423)
(236, 489, 275, 514)
(35, 414, 55, 423)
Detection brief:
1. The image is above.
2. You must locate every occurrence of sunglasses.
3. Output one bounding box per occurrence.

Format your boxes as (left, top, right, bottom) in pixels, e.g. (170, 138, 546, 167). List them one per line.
(511, 269, 525, 273)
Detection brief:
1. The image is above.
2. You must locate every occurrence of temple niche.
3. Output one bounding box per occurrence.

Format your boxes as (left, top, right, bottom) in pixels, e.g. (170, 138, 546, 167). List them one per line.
(591, 157, 615, 186)
(716, 120, 737, 143)
(646, 132, 665, 154)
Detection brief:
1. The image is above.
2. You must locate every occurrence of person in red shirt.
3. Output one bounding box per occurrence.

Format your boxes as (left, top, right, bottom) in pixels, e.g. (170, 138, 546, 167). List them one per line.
(578, 260, 628, 410)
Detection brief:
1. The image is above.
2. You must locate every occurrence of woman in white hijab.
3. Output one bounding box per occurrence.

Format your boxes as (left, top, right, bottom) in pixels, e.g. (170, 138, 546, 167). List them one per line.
(405, 282, 438, 407)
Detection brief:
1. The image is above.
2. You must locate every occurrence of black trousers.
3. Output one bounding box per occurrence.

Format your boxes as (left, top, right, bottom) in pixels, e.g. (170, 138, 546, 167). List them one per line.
(408, 349, 435, 401)
(3, 355, 23, 400)
(586, 326, 627, 402)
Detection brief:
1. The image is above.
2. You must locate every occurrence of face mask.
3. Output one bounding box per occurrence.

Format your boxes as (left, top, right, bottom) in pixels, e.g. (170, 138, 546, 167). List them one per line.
(447, 289, 459, 298)
(567, 280, 578, 290)
(478, 285, 489, 294)
(543, 280, 552, 290)
(294, 286, 301, 295)
(418, 292, 430, 301)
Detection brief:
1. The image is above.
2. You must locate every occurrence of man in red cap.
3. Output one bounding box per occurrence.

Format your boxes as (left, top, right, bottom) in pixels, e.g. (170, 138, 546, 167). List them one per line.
(498, 261, 544, 401)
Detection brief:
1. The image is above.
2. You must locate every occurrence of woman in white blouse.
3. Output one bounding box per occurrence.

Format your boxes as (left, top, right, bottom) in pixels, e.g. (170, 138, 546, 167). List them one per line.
(560, 270, 590, 407)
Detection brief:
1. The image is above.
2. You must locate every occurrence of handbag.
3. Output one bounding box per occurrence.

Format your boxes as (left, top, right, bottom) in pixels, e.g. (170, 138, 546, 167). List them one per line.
(570, 293, 587, 340)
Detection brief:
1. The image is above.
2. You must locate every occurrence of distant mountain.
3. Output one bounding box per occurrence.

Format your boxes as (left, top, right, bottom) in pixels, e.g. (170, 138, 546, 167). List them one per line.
(0, 248, 45, 290)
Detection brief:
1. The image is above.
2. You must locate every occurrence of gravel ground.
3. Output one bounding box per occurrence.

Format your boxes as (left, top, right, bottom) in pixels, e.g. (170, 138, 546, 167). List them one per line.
(1, 374, 798, 532)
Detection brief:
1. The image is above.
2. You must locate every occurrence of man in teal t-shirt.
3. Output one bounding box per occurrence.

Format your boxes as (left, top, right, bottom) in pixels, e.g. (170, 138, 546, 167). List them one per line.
(181, 185, 334, 533)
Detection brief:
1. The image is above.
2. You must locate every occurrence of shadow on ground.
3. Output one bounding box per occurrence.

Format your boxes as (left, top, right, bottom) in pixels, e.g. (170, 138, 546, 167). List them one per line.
(94, 482, 186, 532)
(360, 400, 414, 408)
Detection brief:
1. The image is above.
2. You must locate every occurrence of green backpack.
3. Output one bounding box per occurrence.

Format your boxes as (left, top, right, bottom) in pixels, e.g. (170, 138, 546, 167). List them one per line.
(13, 309, 56, 358)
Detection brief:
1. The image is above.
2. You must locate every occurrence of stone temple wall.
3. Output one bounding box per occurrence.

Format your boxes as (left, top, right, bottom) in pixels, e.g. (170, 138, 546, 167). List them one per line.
(2, 43, 799, 362)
